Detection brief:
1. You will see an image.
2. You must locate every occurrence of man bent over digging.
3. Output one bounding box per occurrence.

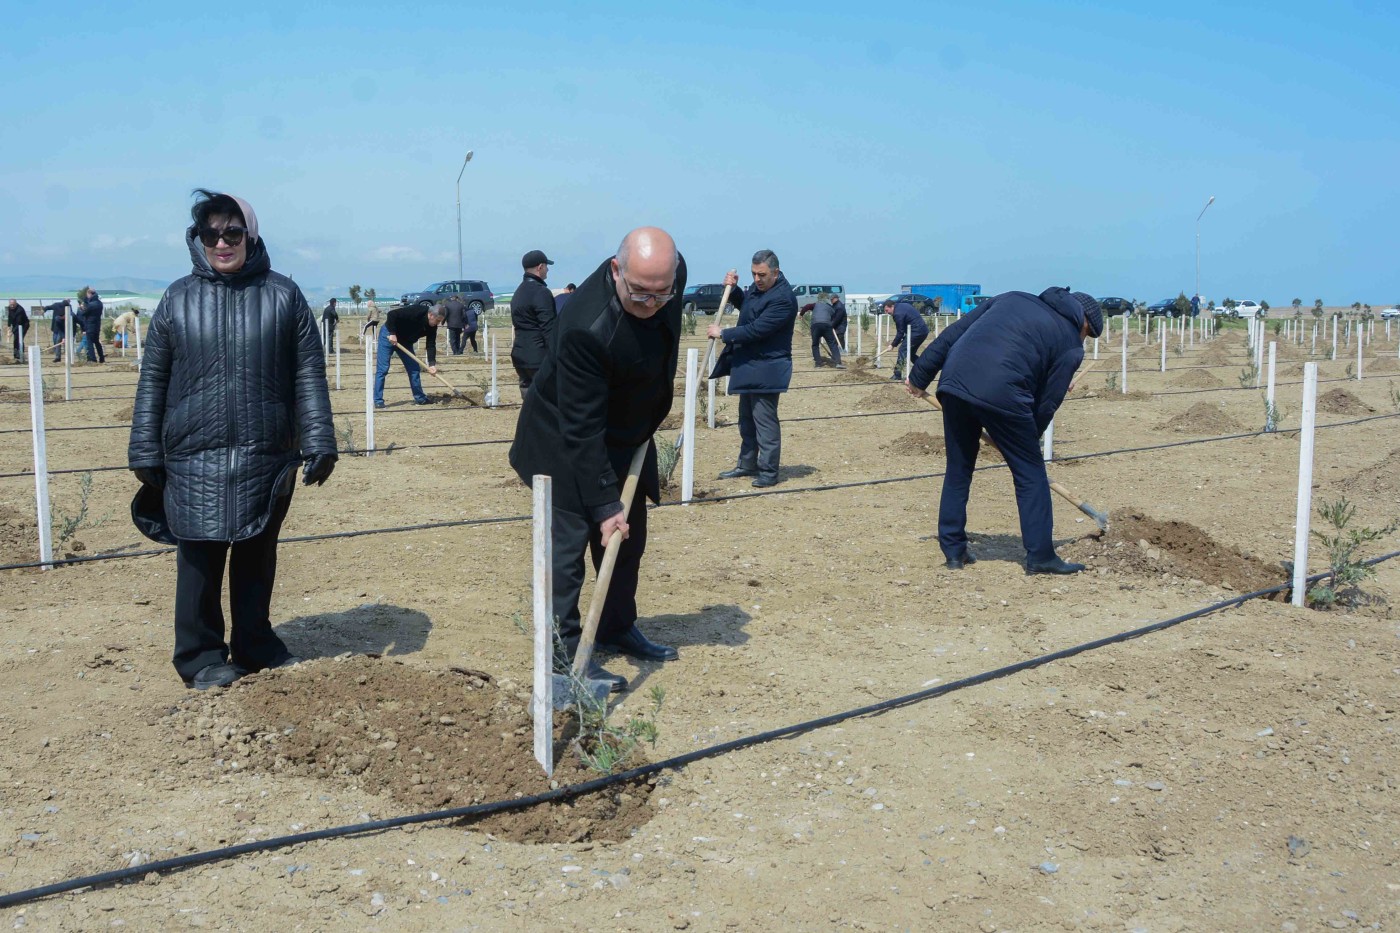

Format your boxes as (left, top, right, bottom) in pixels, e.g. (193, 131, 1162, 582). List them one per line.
(509, 227, 687, 692)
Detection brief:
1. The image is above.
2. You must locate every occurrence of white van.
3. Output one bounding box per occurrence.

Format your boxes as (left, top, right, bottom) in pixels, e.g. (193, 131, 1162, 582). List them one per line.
(791, 284, 845, 313)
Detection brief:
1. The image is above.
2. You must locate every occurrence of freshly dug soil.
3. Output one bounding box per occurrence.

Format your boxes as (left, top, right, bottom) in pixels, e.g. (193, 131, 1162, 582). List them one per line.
(0, 503, 38, 558)
(1168, 369, 1223, 388)
(883, 431, 945, 457)
(114, 405, 133, 421)
(425, 390, 485, 408)
(1335, 446, 1400, 499)
(1097, 389, 1153, 402)
(1155, 401, 1244, 435)
(855, 387, 924, 412)
(1063, 509, 1286, 594)
(1317, 388, 1374, 415)
(166, 656, 656, 843)
(1367, 356, 1398, 372)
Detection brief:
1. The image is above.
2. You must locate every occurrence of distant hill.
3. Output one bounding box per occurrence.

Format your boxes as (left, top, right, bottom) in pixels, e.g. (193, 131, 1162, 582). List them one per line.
(0, 275, 174, 296)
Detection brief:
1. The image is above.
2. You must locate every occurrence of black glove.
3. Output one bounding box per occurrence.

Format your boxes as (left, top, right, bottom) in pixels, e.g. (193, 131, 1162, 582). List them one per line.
(302, 453, 337, 487)
(132, 466, 165, 490)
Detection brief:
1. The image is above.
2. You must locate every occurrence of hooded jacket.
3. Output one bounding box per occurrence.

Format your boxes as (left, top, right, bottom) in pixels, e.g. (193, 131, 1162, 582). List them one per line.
(127, 228, 335, 543)
(710, 272, 798, 394)
(510, 254, 687, 518)
(910, 287, 1086, 433)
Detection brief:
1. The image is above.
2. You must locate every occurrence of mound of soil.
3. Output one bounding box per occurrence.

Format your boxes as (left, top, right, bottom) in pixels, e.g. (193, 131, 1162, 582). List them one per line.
(1168, 369, 1223, 388)
(1335, 446, 1400, 498)
(659, 485, 713, 503)
(425, 389, 485, 407)
(883, 431, 945, 457)
(1063, 509, 1286, 593)
(1155, 402, 1243, 434)
(167, 656, 656, 843)
(0, 504, 39, 559)
(1316, 388, 1374, 415)
(855, 388, 923, 413)
(1367, 356, 1398, 373)
(115, 404, 133, 421)
(1097, 389, 1153, 402)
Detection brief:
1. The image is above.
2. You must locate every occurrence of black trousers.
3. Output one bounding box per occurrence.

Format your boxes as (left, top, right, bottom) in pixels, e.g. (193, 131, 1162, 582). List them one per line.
(465, 329, 478, 352)
(552, 490, 648, 650)
(894, 333, 926, 375)
(10, 324, 24, 360)
(172, 494, 293, 681)
(84, 326, 104, 362)
(938, 393, 1054, 564)
(448, 326, 465, 354)
(736, 392, 781, 481)
(811, 322, 841, 365)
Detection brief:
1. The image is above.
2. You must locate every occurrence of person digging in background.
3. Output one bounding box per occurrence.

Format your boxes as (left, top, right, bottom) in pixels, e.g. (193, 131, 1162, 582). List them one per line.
(43, 298, 71, 362)
(831, 292, 848, 351)
(463, 298, 480, 353)
(510, 227, 687, 693)
(806, 292, 843, 368)
(79, 286, 105, 363)
(128, 189, 336, 690)
(373, 302, 444, 407)
(509, 248, 557, 395)
(707, 249, 798, 488)
(906, 287, 1103, 575)
(111, 309, 139, 348)
(885, 297, 928, 381)
(6, 299, 27, 362)
(320, 297, 339, 348)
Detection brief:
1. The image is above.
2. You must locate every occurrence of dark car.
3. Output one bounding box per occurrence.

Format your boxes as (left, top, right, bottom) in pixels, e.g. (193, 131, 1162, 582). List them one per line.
(1146, 298, 1183, 318)
(872, 293, 940, 315)
(401, 280, 495, 312)
(680, 283, 737, 315)
(1099, 297, 1133, 316)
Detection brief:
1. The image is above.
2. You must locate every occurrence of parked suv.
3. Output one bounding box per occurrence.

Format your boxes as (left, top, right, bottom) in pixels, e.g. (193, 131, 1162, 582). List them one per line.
(871, 293, 939, 314)
(680, 283, 736, 315)
(401, 280, 495, 311)
(1098, 297, 1133, 315)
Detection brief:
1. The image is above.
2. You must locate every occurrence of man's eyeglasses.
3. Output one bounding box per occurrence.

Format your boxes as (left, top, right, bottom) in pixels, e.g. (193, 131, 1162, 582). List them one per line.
(623, 280, 675, 306)
(198, 226, 248, 248)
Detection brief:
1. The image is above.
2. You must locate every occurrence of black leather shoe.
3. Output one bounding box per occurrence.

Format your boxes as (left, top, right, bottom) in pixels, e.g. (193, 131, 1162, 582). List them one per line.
(600, 626, 678, 662)
(1026, 556, 1086, 575)
(188, 662, 241, 690)
(719, 468, 758, 479)
(945, 551, 978, 570)
(578, 659, 628, 693)
(751, 476, 778, 488)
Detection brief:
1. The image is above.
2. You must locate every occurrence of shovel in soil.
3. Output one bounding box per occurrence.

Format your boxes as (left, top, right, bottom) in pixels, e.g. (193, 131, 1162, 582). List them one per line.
(919, 391, 1109, 532)
(704, 282, 734, 381)
(390, 342, 477, 405)
(552, 442, 650, 710)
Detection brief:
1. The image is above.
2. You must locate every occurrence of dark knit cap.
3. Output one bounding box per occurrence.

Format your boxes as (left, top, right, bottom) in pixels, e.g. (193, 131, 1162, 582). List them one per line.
(1073, 292, 1104, 338)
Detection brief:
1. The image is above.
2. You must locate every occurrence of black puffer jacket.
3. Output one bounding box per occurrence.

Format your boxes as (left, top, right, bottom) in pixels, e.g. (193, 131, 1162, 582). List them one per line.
(128, 230, 334, 542)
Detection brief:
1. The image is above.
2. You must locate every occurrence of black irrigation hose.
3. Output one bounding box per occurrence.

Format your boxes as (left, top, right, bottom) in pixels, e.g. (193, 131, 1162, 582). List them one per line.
(3, 548, 1395, 910)
(3, 410, 1397, 573)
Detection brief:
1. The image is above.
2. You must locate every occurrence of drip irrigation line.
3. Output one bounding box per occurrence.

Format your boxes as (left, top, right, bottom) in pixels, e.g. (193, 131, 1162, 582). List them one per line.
(2, 548, 1395, 910)
(3, 409, 1396, 572)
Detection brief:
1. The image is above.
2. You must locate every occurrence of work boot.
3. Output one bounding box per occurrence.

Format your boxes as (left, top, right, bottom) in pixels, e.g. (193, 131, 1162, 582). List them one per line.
(1025, 556, 1086, 575)
(945, 551, 978, 570)
(187, 662, 241, 690)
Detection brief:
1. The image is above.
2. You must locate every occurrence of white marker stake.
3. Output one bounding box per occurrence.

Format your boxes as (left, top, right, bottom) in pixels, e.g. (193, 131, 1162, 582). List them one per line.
(28, 348, 53, 569)
(1160, 327, 1167, 372)
(1357, 329, 1363, 380)
(875, 314, 883, 367)
(1311, 323, 1317, 356)
(905, 324, 912, 383)
(1266, 342, 1277, 431)
(489, 334, 499, 408)
(681, 348, 697, 503)
(1291, 363, 1318, 608)
(1331, 316, 1337, 360)
(134, 313, 143, 364)
(707, 375, 717, 430)
(63, 307, 73, 401)
(531, 475, 555, 777)
(363, 333, 375, 456)
(1093, 337, 1099, 360)
(334, 327, 342, 391)
(1042, 418, 1054, 462)
(855, 309, 862, 357)
(1120, 322, 1128, 394)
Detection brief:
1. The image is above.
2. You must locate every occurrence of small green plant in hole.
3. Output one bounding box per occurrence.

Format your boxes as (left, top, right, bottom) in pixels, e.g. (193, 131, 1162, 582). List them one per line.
(1238, 362, 1259, 388)
(655, 432, 681, 489)
(1105, 371, 1118, 393)
(1307, 497, 1399, 609)
(53, 471, 109, 553)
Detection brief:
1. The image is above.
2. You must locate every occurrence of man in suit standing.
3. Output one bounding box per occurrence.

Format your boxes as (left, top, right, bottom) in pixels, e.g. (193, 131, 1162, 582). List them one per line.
(510, 227, 686, 692)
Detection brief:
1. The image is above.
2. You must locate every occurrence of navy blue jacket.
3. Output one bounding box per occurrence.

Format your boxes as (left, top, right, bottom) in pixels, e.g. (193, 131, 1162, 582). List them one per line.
(831, 298, 848, 335)
(79, 294, 104, 336)
(711, 272, 798, 394)
(889, 302, 928, 346)
(910, 287, 1087, 433)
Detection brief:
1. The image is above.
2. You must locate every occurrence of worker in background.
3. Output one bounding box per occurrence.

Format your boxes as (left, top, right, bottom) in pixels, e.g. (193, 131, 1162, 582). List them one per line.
(806, 292, 843, 368)
(373, 303, 444, 407)
(885, 297, 928, 381)
(6, 299, 28, 362)
(509, 249, 557, 395)
(906, 287, 1104, 575)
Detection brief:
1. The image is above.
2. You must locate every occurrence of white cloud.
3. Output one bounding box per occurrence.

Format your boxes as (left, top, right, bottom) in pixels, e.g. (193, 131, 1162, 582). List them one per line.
(90, 234, 146, 251)
(293, 247, 322, 262)
(369, 245, 425, 263)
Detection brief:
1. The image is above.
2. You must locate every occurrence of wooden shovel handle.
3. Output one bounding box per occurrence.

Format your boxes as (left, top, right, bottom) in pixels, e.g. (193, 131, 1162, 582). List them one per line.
(572, 442, 650, 676)
(392, 343, 460, 394)
(705, 283, 734, 380)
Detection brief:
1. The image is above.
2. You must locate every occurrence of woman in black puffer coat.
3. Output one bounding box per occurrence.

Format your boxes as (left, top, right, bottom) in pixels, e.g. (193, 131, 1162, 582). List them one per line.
(128, 189, 337, 690)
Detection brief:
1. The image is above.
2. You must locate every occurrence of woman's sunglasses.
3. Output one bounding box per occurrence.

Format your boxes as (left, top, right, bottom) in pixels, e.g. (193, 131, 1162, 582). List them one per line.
(198, 226, 247, 248)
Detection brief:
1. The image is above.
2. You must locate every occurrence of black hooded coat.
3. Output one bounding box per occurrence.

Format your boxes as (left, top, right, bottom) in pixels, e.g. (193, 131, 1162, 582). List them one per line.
(127, 229, 335, 543)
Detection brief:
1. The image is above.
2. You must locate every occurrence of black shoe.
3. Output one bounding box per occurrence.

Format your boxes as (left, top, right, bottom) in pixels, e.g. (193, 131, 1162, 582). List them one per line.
(719, 468, 758, 480)
(600, 626, 678, 662)
(945, 551, 978, 570)
(187, 662, 241, 691)
(889, 372, 903, 381)
(413, 397, 432, 405)
(564, 658, 627, 693)
(235, 654, 304, 676)
(1026, 556, 1086, 575)
(374, 401, 386, 409)
(751, 476, 778, 488)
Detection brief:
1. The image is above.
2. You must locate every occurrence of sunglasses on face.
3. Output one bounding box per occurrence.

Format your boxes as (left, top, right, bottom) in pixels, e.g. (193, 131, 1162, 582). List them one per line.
(198, 225, 247, 248)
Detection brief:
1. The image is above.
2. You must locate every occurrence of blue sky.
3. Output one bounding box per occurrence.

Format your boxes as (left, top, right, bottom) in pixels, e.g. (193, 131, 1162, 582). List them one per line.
(1, 0, 1397, 305)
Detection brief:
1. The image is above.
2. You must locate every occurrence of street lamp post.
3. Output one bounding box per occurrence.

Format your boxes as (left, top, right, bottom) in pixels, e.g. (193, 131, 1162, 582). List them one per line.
(1195, 195, 1215, 304)
(456, 150, 474, 279)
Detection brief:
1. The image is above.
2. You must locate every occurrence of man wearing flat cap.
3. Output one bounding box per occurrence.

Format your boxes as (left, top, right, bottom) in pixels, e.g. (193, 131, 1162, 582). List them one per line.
(509, 248, 557, 395)
(906, 288, 1103, 576)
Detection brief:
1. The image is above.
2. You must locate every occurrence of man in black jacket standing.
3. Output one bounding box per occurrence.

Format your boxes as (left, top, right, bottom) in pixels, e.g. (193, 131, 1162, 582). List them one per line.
(6, 299, 28, 362)
(320, 297, 339, 350)
(509, 249, 556, 394)
(44, 299, 71, 362)
(708, 250, 798, 488)
(510, 227, 685, 692)
(79, 287, 105, 363)
(906, 288, 1103, 575)
(443, 294, 468, 355)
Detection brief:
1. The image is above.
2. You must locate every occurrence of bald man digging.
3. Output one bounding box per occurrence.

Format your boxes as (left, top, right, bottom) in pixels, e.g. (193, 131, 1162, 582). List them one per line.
(510, 227, 687, 691)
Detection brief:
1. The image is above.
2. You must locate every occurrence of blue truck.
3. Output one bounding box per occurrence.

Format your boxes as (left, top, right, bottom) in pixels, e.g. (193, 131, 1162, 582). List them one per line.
(900, 283, 983, 313)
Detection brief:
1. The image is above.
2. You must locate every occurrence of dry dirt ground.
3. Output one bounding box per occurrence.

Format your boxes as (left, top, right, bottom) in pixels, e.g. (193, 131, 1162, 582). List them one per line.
(1, 320, 1399, 931)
